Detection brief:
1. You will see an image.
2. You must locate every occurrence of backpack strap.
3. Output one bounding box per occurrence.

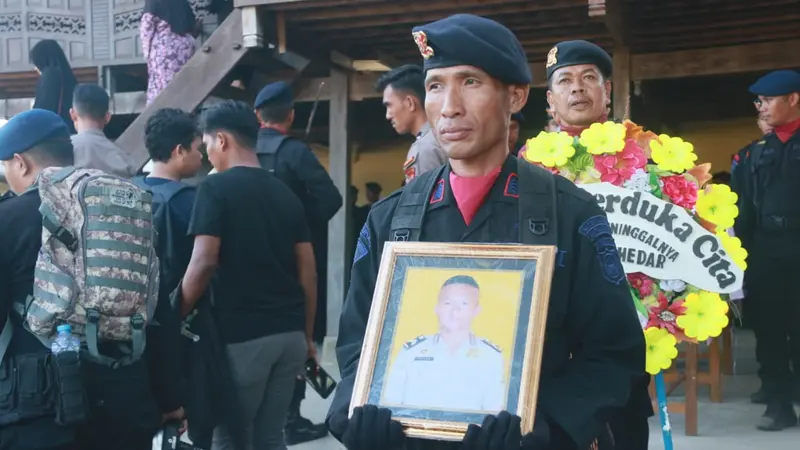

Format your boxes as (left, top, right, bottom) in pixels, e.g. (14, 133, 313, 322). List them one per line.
(84, 309, 145, 368)
(256, 134, 291, 173)
(39, 202, 79, 252)
(389, 166, 445, 242)
(517, 159, 559, 246)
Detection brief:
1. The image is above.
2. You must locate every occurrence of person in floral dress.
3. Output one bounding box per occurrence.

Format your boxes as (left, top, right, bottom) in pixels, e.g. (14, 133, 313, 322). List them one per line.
(140, 0, 199, 105)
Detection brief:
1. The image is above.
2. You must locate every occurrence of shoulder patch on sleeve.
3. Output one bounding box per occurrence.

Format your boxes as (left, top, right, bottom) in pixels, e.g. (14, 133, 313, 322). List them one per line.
(403, 335, 427, 350)
(353, 224, 370, 265)
(579, 215, 626, 286)
(481, 339, 502, 353)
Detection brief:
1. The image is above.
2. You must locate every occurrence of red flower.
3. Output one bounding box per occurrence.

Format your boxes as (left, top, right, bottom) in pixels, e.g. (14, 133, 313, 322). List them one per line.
(661, 174, 698, 210)
(593, 139, 647, 186)
(647, 292, 688, 340)
(628, 272, 654, 298)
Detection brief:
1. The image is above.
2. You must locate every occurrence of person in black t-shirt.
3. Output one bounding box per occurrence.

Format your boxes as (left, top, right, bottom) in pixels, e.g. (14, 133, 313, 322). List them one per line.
(181, 100, 317, 450)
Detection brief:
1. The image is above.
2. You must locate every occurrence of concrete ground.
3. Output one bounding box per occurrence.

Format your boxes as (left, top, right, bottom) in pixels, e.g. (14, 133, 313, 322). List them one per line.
(288, 328, 800, 450)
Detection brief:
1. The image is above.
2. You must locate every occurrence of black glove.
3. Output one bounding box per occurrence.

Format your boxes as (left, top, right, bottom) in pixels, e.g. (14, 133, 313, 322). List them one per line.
(520, 415, 550, 450)
(342, 405, 406, 450)
(462, 411, 522, 450)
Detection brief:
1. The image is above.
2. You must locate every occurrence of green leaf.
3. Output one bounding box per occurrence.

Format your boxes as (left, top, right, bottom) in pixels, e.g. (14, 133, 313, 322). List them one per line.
(566, 152, 595, 173)
(648, 169, 664, 199)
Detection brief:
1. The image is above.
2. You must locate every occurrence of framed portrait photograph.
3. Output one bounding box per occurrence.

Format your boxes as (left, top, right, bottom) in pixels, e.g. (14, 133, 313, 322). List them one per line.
(349, 242, 556, 441)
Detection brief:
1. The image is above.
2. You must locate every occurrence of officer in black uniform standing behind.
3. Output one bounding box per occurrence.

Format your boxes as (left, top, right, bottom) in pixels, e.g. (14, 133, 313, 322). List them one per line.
(327, 14, 645, 450)
(253, 81, 343, 444)
(0, 110, 76, 450)
(734, 70, 800, 431)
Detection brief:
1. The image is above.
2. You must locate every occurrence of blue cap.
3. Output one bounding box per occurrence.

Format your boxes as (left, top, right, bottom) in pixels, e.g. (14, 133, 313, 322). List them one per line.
(0, 109, 70, 161)
(749, 70, 800, 97)
(57, 324, 72, 333)
(545, 40, 613, 80)
(511, 112, 525, 123)
(411, 14, 532, 85)
(254, 81, 294, 109)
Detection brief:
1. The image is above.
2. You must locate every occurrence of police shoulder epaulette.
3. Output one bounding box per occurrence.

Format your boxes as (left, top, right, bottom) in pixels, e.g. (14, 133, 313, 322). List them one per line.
(403, 335, 427, 350)
(481, 339, 502, 353)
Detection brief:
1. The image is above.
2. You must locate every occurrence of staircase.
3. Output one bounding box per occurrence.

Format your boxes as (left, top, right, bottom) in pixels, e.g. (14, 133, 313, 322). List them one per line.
(115, 9, 249, 170)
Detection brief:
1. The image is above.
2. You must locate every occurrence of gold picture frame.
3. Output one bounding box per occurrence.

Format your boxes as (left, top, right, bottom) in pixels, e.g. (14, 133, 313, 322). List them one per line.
(349, 242, 555, 441)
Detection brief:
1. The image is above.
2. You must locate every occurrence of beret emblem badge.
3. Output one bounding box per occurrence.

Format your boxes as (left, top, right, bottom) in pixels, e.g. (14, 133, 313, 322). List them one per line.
(546, 46, 558, 68)
(412, 31, 434, 60)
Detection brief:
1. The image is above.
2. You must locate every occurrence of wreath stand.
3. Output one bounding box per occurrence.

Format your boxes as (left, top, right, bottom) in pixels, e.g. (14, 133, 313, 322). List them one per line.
(649, 323, 734, 438)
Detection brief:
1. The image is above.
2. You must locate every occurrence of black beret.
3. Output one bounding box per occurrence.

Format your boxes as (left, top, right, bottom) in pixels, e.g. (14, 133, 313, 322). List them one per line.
(546, 40, 612, 80)
(749, 70, 800, 97)
(254, 81, 293, 109)
(0, 109, 70, 161)
(411, 14, 532, 85)
(511, 112, 525, 123)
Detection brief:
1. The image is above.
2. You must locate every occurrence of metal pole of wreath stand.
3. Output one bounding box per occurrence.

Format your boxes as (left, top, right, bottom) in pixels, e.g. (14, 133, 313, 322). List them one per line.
(654, 372, 675, 450)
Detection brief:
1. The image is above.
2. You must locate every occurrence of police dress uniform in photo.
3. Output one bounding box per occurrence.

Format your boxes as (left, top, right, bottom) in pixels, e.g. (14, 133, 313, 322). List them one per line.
(733, 70, 800, 430)
(0, 109, 77, 450)
(327, 14, 645, 450)
(382, 334, 505, 412)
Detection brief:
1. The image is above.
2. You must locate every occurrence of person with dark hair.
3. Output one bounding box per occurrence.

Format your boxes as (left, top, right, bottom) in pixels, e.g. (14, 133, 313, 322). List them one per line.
(376, 64, 447, 182)
(509, 112, 525, 156)
(29, 39, 77, 133)
(181, 100, 319, 450)
(383, 274, 505, 411)
(70, 83, 135, 177)
(140, 0, 199, 105)
(0, 109, 76, 450)
(365, 181, 382, 206)
(253, 81, 342, 445)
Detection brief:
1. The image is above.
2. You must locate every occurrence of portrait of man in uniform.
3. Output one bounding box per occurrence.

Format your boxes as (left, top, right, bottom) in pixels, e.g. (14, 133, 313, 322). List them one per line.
(381, 275, 506, 412)
(348, 242, 555, 439)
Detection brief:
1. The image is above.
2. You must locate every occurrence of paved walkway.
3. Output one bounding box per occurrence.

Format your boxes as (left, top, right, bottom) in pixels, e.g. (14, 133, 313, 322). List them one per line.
(289, 329, 800, 450)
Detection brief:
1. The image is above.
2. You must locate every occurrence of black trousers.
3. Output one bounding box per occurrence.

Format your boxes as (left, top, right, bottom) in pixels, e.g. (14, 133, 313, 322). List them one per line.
(0, 417, 76, 450)
(747, 249, 800, 402)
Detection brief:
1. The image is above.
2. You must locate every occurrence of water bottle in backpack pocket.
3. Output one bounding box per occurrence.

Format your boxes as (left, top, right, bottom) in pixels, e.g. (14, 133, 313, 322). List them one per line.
(50, 324, 88, 425)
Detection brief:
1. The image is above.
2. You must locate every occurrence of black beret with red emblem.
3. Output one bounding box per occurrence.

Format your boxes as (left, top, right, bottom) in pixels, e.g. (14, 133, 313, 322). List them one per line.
(545, 40, 613, 80)
(411, 14, 532, 85)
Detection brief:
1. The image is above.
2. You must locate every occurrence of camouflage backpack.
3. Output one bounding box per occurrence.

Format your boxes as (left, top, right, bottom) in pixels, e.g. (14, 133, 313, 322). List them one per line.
(24, 166, 159, 366)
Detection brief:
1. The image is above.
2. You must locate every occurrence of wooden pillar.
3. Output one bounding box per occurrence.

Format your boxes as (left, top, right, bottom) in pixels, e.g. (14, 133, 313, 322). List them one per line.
(612, 45, 631, 120)
(326, 67, 352, 343)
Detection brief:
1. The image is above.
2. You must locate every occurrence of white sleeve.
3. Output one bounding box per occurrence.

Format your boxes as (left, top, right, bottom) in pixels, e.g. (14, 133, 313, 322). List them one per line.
(482, 351, 507, 413)
(382, 349, 412, 406)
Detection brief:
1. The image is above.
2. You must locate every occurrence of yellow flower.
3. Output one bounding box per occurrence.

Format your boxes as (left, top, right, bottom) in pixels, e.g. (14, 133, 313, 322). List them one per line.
(578, 122, 627, 155)
(696, 184, 739, 230)
(649, 135, 698, 173)
(717, 232, 748, 270)
(676, 291, 730, 341)
(524, 131, 575, 167)
(644, 327, 678, 375)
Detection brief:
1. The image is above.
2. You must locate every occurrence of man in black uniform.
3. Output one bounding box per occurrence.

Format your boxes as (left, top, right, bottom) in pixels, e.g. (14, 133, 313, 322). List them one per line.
(0, 109, 77, 450)
(253, 81, 341, 444)
(326, 14, 645, 450)
(733, 69, 800, 431)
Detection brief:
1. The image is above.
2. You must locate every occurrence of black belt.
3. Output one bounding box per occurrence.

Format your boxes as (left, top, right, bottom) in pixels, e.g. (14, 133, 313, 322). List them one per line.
(760, 215, 800, 230)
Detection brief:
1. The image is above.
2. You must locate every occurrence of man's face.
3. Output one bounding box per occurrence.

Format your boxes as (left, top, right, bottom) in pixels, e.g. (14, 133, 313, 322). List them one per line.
(508, 120, 520, 151)
(203, 132, 228, 172)
(757, 116, 773, 135)
(435, 283, 480, 333)
(755, 94, 799, 128)
(546, 64, 611, 127)
(176, 136, 204, 178)
(2, 154, 34, 194)
(425, 65, 526, 161)
(383, 85, 414, 135)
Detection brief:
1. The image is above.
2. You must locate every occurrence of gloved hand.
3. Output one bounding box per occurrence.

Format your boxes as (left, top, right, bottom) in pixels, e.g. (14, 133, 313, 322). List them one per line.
(520, 417, 550, 450)
(462, 411, 522, 450)
(341, 405, 406, 450)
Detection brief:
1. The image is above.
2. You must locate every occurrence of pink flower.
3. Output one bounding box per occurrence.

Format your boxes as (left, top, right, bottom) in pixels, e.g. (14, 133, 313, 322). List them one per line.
(661, 174, 698, 210)
(592, 139, 647, 186)
(628, 272, 655, 298)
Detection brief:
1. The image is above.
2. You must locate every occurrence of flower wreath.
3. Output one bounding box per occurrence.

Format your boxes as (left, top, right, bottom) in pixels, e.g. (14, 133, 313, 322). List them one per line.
(523, 120, 747, 375)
